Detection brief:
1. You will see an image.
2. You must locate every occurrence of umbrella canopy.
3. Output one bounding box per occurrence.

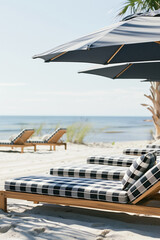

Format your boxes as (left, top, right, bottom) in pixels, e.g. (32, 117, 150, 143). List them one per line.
(79, 61, 160, 81)
(33, 10, 160, 64)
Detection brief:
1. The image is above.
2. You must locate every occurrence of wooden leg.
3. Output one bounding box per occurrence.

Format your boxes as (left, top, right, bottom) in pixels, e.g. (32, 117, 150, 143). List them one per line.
(65, 143, 67, 150)
(34, 201, 39, 204)
(50, 145, 52, 151)
(0, 192, 7, 212)
(21, 147, 24, 153)
(34, 145, 37, 152)
(53, 145, 56, 151)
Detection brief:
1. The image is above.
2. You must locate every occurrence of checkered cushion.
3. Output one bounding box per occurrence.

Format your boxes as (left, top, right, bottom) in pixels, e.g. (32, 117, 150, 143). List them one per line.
(123, 148, 160, 156)
(5, 175, 128, 203)
(50, 164, 127, 180)
(0, 140, 12, 145)
(11, 129, 34, 144)
(27, 138, 45, 143)
(122, 152, 156, 190)
(146, 144, 160, 149)
(87, 155, 137, 167)
(128, 162, 160, 202)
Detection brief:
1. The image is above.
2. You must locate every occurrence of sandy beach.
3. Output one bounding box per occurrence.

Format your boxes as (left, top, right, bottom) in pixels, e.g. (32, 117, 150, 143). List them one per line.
(0, 140, 160, 240)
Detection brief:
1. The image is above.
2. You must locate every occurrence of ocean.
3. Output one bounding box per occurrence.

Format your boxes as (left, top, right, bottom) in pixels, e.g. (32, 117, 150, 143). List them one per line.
(0, 116, 154, 143)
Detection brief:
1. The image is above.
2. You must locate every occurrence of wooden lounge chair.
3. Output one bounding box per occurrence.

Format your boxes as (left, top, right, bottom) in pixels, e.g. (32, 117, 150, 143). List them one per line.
(0, 158, 160, 216)
(0, 129, 35, 153)
(27, 128, 67, 151)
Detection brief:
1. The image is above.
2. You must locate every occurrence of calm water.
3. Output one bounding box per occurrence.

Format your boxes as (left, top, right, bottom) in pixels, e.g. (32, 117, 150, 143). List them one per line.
(0, 116, 154, 143)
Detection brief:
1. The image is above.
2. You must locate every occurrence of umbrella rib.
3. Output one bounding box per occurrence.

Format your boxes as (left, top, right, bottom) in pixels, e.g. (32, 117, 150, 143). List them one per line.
(105, 44, 124, 64)
(113, 63, 132, 79)
(50, 52, 67, 61)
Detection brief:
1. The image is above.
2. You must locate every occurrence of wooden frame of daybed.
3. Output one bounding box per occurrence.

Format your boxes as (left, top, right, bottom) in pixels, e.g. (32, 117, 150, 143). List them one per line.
(33, 142, 67, 152)
(29, 129, 67, 151)
(0, 182, 159, 216)
(0, 130, 35, 153)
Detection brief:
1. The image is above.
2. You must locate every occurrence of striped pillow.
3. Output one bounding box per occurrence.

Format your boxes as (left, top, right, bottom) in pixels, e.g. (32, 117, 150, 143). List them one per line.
(122, 152, 156, 190)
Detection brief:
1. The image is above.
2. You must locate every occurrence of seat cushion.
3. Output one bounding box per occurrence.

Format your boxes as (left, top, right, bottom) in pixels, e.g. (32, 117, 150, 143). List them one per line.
(87, 155, 137, 167)
(146, 144, 160, 149)
(50, 164, 128, 181)
(27, 138, 45, 143)
(123, 148, 160, 156)
(5, 175, 128, 204)
(0, 140, 12, 145)
(122, 152, 156, 190)
(128, 162, 160, 202)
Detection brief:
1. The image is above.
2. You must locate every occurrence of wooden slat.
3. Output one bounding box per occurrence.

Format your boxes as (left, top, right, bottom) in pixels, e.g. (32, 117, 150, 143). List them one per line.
(48, 129, 66, 143)
(14, 130, 34, 145)
(114, 64, 132, 79)
(1, 191, 160, 216)
(50, 52, 67, 61)
(106, 45, 124, 64)
(132, 182, 160, 204)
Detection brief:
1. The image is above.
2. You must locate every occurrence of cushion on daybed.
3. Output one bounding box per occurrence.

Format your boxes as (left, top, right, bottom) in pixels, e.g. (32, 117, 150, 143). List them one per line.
(87, 155, 137, 167)
(128, 162, 160, 202)
(146, 144, 160, 149)
(50, 164, 128, 181)
(5, 176, 128, 203)
(123, 148, 160, 156)
(122, 152, 156, 190)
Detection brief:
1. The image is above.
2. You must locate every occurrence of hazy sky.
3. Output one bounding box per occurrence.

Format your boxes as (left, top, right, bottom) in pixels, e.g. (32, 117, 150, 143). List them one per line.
(0, 0, 151, 116)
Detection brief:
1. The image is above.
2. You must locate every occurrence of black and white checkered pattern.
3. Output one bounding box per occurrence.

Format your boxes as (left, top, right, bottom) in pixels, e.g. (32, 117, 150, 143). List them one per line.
(123, 148, 160, 156)
(27, 139, 45, 143)
(122, 152, 156, 190)
(128, 162, 160, 202)
(50, 164, 127, 181)
(146, 144, 160, 149)
(5, 175, 128, 203)
(0, 140, 12, 145)
(87, 155, 138, 167)
(11, 129, 34, 144)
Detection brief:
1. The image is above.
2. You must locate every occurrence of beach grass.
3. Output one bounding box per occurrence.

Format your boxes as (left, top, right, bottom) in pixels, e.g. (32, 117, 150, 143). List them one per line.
(66, 122, 92, 144)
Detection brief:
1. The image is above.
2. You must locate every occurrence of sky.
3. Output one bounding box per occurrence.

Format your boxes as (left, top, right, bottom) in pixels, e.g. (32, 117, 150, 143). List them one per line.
(0, 0, 151, 116)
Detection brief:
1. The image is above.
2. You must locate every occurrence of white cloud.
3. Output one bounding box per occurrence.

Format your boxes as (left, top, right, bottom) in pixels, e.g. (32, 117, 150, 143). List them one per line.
(35, 88, 145, 98)
(0, 82, 27, 87)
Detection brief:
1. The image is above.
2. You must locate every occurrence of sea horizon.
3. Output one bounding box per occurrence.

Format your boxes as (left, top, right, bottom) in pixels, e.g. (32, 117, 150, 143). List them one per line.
(0, 115, 154, 143)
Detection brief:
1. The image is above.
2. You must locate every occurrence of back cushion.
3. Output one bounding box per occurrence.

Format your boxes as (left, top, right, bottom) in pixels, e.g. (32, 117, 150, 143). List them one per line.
(42, 134, 50, 141)
(9, 134, 18, 142)
(128, 162, 160, 202)
(122, 152, 156, 190)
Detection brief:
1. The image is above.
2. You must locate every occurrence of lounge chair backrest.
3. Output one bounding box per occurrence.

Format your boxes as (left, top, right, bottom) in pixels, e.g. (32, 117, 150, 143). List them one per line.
(11, 129, 34, 145)
(127, 162, 160, 203)
(122, 152, 156, 190)
(45, 128, 66, 143)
